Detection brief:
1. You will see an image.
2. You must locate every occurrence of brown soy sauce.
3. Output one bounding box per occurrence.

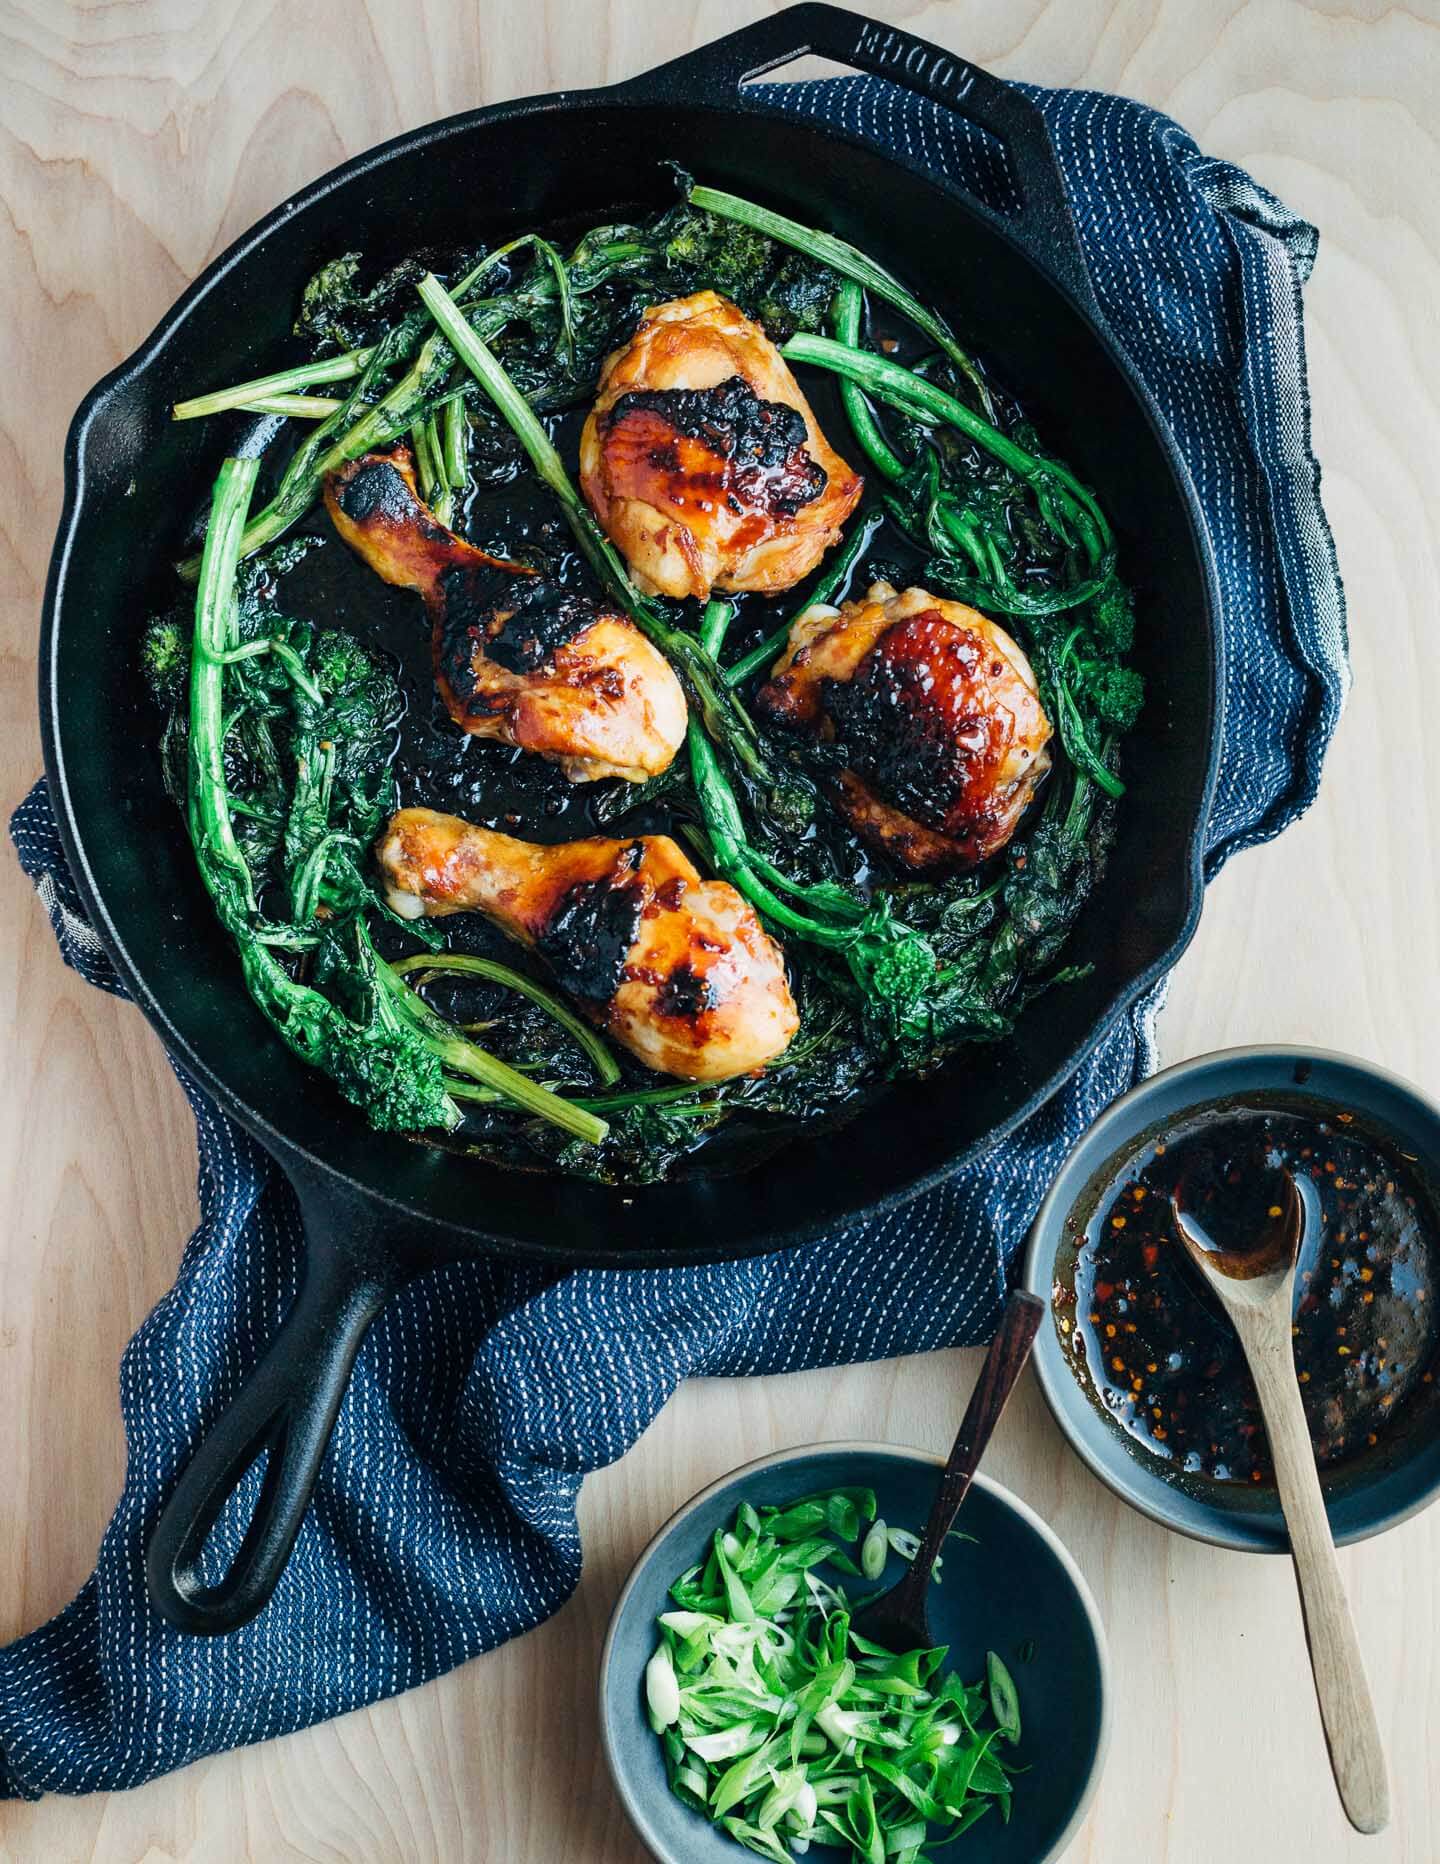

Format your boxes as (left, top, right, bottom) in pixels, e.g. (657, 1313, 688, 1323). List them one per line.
(1054, 1096, 1440, 1487)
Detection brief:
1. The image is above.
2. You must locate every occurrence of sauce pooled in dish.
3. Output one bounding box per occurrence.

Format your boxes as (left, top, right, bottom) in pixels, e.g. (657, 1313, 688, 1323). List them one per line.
(1055, 1098, 1440, 1486)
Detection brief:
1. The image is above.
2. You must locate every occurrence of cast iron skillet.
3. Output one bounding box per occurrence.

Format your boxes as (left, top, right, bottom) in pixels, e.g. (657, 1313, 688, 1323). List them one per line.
(39, 5, 1222, 1635)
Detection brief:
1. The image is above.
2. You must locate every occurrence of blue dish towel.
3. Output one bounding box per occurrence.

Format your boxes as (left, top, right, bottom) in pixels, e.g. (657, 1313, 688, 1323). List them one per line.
(1, 75, 1346, 1798)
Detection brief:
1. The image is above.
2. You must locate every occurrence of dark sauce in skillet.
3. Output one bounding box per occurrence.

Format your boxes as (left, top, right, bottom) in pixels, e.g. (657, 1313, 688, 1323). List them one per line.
(1054, 1097, 1440, 1486)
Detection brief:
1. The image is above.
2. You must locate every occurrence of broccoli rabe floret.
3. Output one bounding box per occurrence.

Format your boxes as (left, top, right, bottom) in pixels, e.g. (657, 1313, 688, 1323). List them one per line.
(1089, 581, 1135, 655)
(313, 628, 378, 697)
(141, 616, 190, 704)
(663, 209, 773, 296)
(1076, 660, 1145, 732)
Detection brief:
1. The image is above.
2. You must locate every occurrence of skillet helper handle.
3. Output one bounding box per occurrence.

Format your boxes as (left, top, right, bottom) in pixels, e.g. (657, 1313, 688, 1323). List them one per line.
(146, 1195, 400, 1637)
(619, 3, 1094, 311)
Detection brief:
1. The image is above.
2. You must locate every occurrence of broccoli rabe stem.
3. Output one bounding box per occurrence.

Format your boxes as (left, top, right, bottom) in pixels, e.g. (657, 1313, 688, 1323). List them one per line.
(688, 183, 997, 422)
(722, 508, 884, 690)
(188, 456, 263, 921)
(782, 331, 1113, 571)
(389, 952, 621, 1087)
(237, 393, 344, 419)
(173, 351, 374, 422)
(829, 282, 908, 485)
(368, 944, 608, 1143)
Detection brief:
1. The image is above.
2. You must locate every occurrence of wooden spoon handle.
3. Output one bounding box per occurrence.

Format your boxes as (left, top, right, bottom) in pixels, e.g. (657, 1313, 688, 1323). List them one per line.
(904, 1289, 1044, 1592)
(1233, 1300, 1390, 1835)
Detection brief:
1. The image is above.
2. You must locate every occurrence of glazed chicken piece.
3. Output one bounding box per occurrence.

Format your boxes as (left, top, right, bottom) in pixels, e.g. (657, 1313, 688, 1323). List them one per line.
(377, 807, 798, 1082)
(758, 582, 1053, 873)
(324, 448, 686, 783)
(579, 291, 863, 601)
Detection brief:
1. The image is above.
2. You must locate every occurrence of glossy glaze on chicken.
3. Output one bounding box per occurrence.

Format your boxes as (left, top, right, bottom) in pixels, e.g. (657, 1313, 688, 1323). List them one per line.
(759, 582, 1054, 872)
(580, 292, 862, 600)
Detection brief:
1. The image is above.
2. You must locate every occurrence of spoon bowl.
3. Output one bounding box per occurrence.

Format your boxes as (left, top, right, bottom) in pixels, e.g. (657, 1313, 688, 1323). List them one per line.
(1170, 1162, 1305, 1295)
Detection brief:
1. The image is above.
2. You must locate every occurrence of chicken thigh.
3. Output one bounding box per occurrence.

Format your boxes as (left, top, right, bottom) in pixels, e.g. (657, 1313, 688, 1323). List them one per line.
(377, 807, 798, 1081)
(758, 582, 1053, 872)
(579, 291, 862, 601)
(325, 448, 687, 783)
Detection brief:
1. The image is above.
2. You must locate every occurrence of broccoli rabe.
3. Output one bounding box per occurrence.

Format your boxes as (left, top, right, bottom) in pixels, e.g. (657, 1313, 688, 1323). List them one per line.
(1089, 579, 1136, 654)
(141, 615, 189, 704)
(1074, 660, 1145, 732)
(658, 202, 838, 341)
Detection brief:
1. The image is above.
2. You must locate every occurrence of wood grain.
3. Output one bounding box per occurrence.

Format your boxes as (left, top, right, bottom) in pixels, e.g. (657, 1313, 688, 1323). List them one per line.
(2, 1, 1437, 1859)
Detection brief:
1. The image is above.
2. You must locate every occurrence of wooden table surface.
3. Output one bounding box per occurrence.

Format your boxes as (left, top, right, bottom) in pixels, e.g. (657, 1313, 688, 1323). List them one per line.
(2, 2, 1437, 1858)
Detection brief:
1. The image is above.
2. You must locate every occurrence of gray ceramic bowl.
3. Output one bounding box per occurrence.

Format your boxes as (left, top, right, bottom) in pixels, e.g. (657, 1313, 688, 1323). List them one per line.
(1023, 1045, 1440, 1552)
(600, 1443, 1109, 1864)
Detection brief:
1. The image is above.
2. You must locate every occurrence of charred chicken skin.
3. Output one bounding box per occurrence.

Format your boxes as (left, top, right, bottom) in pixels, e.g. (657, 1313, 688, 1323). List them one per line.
(758, 582, 1054, 873)
(579, 291, 863, 601)
(377, 807, 798, 1082)
(324, 448, 687, 783)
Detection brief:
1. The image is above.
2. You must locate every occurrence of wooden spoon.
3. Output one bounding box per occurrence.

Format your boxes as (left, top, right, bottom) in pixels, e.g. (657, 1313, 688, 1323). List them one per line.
(1171, 1167, 1390, 1835)
(851, 1288, 1043, 1652)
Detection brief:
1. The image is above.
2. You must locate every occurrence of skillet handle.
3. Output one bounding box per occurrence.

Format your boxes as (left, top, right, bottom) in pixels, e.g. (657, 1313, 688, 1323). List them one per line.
(614, 3, 1095, 314)
(145, 1172, 402, 1636)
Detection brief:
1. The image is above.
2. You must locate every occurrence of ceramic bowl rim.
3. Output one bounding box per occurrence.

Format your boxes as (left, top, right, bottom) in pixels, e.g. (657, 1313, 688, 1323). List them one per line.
(598, 1439, 1112, 1864)
(1022, 1042, 1440, 1552)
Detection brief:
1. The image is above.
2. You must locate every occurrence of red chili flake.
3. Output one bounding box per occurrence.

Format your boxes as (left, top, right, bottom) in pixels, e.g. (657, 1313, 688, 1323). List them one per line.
(1141, 1243, 1160, 1270)
(1094, 1281, 1115, 1302)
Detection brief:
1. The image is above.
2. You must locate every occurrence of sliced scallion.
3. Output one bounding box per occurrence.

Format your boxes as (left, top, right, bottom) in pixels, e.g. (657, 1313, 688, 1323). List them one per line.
(648, 1488, 1028, 1860)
